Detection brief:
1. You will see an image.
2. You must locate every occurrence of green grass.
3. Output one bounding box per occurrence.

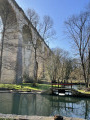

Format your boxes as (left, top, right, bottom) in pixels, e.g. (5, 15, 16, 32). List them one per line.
(0, 83, 52, 91)
(78, 90, 90, 94)
(0, 118, 14, 120)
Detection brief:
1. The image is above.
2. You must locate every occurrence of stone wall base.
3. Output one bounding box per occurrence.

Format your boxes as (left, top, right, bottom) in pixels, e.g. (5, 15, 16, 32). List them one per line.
(0, 113, 86, 120)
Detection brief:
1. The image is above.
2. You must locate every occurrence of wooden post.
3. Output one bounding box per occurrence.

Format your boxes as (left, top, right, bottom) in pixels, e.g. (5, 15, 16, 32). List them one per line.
(64, 80, 65, 88)
(51, 81, 53, 95)
(52, 82, 53, 89)
(58, 78, 59, 88)
(71, 81, 72, 89)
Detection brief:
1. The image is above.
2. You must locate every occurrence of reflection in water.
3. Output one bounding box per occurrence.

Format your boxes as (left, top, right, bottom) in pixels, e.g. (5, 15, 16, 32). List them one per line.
(0, 93, 90, 120)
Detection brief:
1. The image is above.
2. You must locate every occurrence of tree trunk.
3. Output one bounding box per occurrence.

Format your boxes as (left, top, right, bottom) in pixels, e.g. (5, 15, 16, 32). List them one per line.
(87, 49, 90, 88)
(33, 48, 38, 86)
(81, 56, 87, 87)
(42, 61, 45, 78)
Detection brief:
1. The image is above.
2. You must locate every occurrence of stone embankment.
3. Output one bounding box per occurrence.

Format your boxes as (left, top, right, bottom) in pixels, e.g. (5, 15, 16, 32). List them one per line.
(0, 114, 86, 120)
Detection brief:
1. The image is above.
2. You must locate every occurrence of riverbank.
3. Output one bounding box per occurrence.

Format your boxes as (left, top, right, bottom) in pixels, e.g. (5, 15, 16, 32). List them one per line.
(0, 83, 90, 97)
(0, 83, 51, 92)
(0, 114, 86, 120)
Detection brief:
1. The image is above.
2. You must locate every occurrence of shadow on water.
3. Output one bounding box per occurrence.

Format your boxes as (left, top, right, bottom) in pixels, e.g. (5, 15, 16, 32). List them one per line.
(0, 92, 90, 120)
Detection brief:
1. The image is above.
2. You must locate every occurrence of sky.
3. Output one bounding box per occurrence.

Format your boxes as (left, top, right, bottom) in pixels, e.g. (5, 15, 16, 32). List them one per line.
(15, 0, 90, 56)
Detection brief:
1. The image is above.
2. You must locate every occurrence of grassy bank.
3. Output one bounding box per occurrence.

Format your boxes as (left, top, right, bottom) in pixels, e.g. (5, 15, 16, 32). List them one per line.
(0, 118, 14, 120)
(78, 90, 90, 94)
(0, 83, 52, 91)
(1, 83, 90, 95)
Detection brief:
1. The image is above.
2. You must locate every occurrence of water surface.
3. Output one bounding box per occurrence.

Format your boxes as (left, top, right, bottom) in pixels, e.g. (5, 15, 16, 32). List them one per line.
(0, 92, 90, 120)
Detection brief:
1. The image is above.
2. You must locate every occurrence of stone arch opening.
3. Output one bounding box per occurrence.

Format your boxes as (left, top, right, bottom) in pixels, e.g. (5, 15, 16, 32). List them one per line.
(22, 25, 32, 77)
(22, 25, 32, 45)
(0, 0, 19, 83)
(36, 39, 42, 59)
(0, 0, 17, 30)
(37, 39, 42, 48)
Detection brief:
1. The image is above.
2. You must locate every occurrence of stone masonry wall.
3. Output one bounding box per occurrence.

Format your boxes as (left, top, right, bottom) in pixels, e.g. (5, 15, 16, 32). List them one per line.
(0, 0, 51, 84)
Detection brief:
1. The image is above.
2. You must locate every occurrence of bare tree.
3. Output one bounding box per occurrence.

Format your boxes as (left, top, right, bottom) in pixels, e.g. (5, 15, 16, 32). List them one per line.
(65, 12, 90, 87)
(64, 59, 72, 81)
(26, 9, 56, 42)
(23, 24, 46, 86)
(31, 38, 39, 86)
(41, 15, 56, 41)
(26, 9, 56, 85)
(47, 48, 70, 83)
(27, 8, 40, 29)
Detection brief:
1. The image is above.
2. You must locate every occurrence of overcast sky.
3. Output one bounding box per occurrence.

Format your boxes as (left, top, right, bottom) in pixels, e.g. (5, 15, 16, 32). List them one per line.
(15, 0, 90, 56)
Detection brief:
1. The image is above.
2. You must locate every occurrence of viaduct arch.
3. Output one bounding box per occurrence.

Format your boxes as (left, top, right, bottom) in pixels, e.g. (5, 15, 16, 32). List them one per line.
(0, 0, 50, 84)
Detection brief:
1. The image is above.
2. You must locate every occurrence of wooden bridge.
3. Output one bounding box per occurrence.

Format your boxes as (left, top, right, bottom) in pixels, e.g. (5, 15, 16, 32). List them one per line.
(51, 87, 90, 97)
(52, 87, 78, 96)
(51, 82, 89, 97)
(51, 82, 74, 95)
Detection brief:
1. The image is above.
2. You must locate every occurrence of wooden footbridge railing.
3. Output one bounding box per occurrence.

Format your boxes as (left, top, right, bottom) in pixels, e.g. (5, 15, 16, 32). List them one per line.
(51, 81, 73, 89)
(51, 81, 80, 96)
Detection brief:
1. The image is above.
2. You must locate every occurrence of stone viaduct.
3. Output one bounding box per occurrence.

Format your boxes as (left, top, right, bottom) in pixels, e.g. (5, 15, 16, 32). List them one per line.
(0, 0, 50, 84)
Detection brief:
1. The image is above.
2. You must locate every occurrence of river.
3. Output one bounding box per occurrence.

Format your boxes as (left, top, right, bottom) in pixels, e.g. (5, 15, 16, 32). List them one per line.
(0, 92, 90, 120)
